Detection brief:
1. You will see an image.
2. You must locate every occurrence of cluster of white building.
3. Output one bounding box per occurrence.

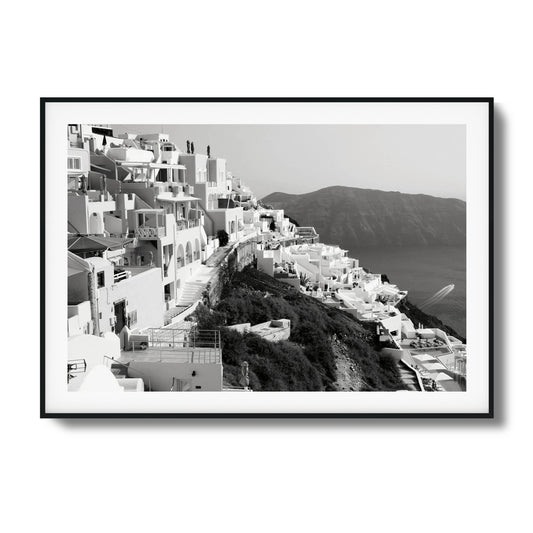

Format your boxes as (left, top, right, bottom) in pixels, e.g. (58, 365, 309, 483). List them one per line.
(255, 238, 467, 391)
(67, 125, 303, 393)
(67, 125, 466, 393)
(257, 242, 407, 320)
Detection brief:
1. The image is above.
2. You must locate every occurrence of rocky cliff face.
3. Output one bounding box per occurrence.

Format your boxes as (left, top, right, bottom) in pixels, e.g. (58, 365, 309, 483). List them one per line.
(262, 186, 466, 249)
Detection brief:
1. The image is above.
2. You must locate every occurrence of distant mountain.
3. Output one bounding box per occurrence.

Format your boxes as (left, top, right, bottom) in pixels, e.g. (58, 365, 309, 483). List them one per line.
(262, 186, 466, 249)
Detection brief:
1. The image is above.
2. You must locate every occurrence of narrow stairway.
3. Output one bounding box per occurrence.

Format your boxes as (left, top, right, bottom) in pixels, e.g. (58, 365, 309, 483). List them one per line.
(396, 361, 421, 391)
(177, 280, 207, 307)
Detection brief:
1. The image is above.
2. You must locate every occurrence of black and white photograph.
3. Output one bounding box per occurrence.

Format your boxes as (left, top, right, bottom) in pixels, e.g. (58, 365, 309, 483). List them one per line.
(43, 98, 492, 416)
(10, 3, 533, 532)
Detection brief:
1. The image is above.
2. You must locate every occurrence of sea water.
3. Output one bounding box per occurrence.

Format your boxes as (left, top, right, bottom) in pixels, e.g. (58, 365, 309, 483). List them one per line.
(352, 246, 466, 338)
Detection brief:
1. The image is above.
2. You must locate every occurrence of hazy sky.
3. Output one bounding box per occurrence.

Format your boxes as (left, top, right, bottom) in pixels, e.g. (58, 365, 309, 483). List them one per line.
(111, 124, 466, 200)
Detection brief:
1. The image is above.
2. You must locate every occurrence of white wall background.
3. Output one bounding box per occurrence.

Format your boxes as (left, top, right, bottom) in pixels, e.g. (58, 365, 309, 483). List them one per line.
(1, 1, 528, 532)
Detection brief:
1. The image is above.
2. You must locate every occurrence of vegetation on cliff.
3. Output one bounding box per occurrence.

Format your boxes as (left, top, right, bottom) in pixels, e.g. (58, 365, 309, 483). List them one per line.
(193, 266, 408, 391)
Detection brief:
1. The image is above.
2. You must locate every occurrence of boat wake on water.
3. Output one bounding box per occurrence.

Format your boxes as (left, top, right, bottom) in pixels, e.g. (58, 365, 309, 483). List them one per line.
(419, 284, 455, 310)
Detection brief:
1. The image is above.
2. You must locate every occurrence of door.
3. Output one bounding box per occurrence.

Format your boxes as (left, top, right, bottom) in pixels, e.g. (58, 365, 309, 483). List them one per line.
(113, 300, 126, 333)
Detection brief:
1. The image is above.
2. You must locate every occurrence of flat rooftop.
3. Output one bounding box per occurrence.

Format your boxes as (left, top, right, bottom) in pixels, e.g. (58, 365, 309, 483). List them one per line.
(123, 327, 222, 364)
(120, 346, 221, 364)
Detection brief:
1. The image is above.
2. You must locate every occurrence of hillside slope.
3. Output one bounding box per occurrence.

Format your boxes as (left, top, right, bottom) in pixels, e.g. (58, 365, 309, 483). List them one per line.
(193, 267, 408, 392)
(262, 186, 466, 248)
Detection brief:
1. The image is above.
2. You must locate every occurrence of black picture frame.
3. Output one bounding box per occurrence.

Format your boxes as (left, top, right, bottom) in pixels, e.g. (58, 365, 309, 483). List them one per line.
(41, 97, 494, 418)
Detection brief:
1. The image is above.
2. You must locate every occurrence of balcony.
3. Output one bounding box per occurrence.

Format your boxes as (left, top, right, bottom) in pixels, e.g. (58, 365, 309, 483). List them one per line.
(176, 218, 201, 231)
(135, 226, 166, 239)
(133, 210, 167, 239)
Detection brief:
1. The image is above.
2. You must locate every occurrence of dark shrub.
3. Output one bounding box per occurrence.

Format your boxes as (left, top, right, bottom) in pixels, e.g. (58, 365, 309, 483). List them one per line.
(217, 229, 229, 247)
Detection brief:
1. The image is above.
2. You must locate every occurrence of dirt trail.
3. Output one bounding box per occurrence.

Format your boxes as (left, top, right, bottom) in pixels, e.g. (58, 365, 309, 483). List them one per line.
(331, 338, 365, 391)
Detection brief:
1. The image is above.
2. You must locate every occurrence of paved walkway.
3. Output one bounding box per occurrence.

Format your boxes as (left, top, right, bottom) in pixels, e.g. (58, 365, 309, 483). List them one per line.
(204, 244, 232, 267)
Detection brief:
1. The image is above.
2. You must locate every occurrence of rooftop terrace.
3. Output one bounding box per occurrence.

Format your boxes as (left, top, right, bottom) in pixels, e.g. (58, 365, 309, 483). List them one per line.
(121, 328, 221, 364)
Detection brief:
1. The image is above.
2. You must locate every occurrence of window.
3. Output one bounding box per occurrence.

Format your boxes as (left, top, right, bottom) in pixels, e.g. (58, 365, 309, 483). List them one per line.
(127, 310, 138, 328)
(96, 271, 105, 288)
(164, 284, 172, 301)
(67, 157, 82, 170)
(197, 170, 206, 183)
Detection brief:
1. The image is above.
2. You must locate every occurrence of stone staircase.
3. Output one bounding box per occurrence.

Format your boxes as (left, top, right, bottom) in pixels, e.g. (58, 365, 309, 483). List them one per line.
(397, 361, 422, 391)
(177, 280, 207, 307)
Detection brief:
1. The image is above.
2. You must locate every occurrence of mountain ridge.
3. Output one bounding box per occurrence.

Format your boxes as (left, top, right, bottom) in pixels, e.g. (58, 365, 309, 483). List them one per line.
(262, 185, 466, 249)
(262, 185, 466, 204)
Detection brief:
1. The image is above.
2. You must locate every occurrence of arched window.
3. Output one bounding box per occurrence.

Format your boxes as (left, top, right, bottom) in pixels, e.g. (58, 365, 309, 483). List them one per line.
(185, 242, 193, 264)
(194, 239, 201, 261)
(176, 244, 185, 268)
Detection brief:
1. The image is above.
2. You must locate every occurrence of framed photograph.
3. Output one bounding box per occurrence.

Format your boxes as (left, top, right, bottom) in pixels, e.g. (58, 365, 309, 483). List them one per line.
(41, 98, 493, 418)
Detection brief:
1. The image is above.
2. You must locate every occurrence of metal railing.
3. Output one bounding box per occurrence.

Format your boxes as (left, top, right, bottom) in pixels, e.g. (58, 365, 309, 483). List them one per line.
(176, 218, 201, 231)
(148, 328, 221, 348)
(135, 226, 165, 239)
(114, 270, 128, 283)
(129, 328, 222, 364)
